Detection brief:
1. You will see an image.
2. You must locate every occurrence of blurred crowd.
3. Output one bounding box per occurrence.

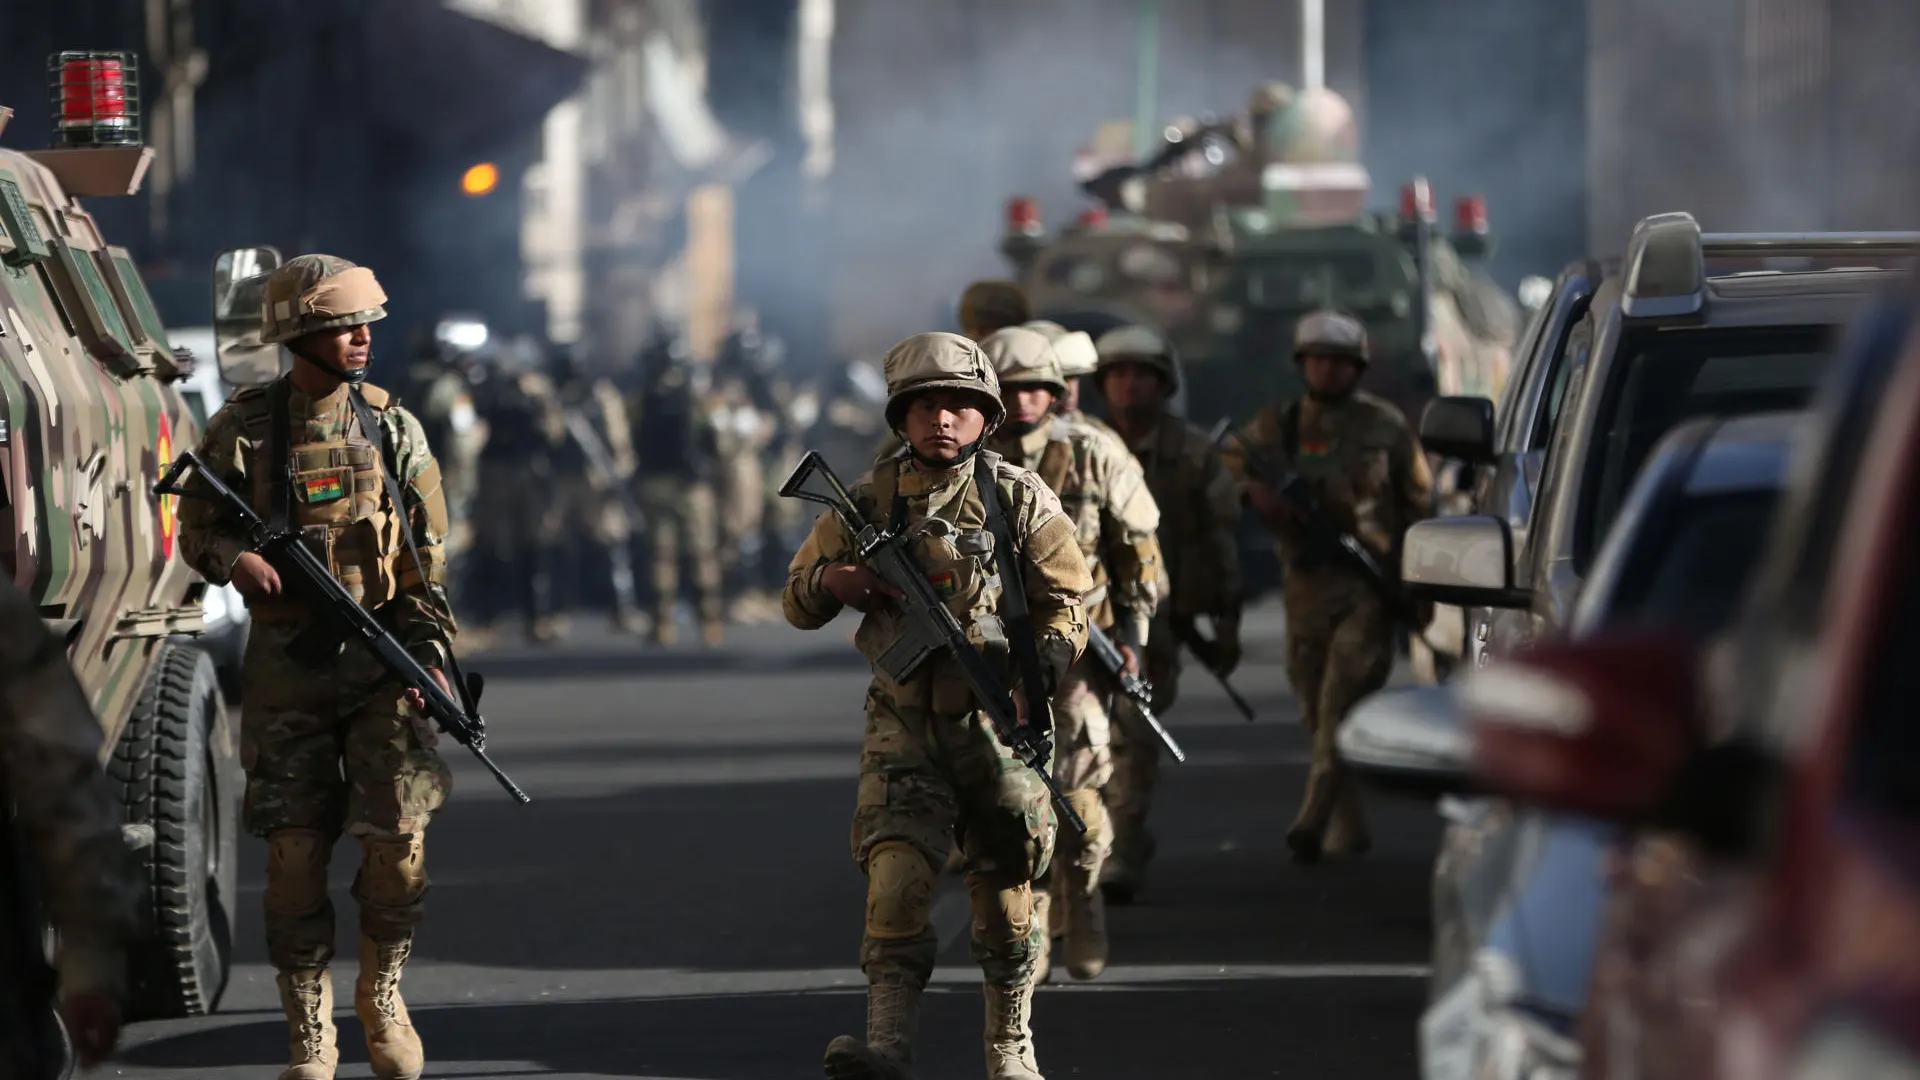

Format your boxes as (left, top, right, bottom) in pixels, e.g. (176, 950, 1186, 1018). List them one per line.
(400, 315, 892, 649)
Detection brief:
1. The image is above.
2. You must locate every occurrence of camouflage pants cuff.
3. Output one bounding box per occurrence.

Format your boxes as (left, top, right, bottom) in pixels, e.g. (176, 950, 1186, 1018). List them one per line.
(860, 928, 939, 990)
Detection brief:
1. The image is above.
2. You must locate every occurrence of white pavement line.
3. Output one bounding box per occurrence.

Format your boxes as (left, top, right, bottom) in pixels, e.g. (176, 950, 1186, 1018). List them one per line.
(187, 959, 1428, 1014)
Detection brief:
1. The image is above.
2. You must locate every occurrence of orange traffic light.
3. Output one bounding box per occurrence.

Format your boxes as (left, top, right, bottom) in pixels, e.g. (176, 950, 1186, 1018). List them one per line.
(461, 162, 499, 197)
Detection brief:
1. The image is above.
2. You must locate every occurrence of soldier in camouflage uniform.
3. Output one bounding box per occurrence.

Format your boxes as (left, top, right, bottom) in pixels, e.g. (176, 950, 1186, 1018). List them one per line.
(981, 327, 1160, 983)
(633, 331, 728, 647)
(468, 343, 571, 644)
(958, 280, 1031, 342)
(401, 334, 487, 598)
(548, 345, 645, 633)
(1022, 321, 1115, 447)
(1226, 311, 1432, 863)
(785, 332, 1090, 1080)
(1092, 326, 1245, 900)
(178, 255, 456, 1080)
(0, 576, 136, 1071)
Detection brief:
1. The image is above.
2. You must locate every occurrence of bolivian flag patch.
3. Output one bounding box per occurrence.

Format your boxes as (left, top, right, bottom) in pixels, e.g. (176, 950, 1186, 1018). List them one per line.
(300, 475, 346, 503)
(1299, 438, 1335, 461)
(928, 570, 957, 598)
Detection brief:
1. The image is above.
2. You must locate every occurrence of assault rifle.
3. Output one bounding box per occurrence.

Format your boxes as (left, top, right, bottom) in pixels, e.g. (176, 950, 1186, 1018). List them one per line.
(1084, 624, 1185, 762)
(1225, 427, 1428, 632)
(562, 407, 645, 530)
(779, 451, 1086, 835)
(156, 452, 531, 805)
(1171, 619, 1257, 722)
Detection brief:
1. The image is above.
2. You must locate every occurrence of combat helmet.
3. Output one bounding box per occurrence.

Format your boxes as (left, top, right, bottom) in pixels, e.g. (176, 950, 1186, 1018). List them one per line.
(261, 254, 388, 345)
(957, 279, 1031, 339)
(883, 332, 1005, 431)
(1024, 320, 1099, 379)
(980, 326, 1067, 396)
(1095, 324, 1179, 394)
(1293, 309, 1370, 366)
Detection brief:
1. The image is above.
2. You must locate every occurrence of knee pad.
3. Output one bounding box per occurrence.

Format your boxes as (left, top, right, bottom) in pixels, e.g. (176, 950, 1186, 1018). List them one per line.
(966, 874, 1033, 948)
(359, 833, 428, 909)
(865, 841, 935, 940)
(265, 828, 333, 916)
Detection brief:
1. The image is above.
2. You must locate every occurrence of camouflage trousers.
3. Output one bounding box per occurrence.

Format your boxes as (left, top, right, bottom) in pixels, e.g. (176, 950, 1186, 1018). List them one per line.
(1282, 575, 1393, 850)
(1046, 657, 1113, 888)
(1103, 618, 1180, 879)
(239, 615, 452, 971)
(640, 476, 724, 624)
(553, 473, 634, 545)
(853, 685, 1057, 991)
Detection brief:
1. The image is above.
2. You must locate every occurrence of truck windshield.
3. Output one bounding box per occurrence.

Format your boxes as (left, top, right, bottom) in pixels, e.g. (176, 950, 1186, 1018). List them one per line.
(1578, 326, 1833, 567)
(1607, 489, 1782, 636)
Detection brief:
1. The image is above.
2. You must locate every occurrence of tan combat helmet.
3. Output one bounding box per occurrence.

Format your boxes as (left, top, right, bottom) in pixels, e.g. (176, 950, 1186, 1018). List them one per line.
(1095, 324, 1179, 394)
(883, 332, 1006, 430)
(980, 326, 1067, 396)
(1293, 309, 1370, 366)
(957, 279, 1031, 339)
(1024, 320, 1099, 379)
(262, 254, 389, 345)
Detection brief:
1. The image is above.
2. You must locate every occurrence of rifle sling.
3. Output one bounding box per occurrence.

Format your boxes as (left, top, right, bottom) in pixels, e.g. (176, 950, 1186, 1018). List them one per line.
(976, 455, 1051, 714)
(346, 390, 474, 708)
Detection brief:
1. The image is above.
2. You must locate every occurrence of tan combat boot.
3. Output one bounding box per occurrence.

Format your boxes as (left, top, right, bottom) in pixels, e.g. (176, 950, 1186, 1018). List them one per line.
(1030, 888, 1054, 986)
(355, 935, 424, 1080)
(983, 980, 1044, 1080)
(650, 615, 679, 647)
(1062, 876, 1108, 981)
(823, 976, 921, 1079)
(701, 618, 726, 648)
(275, 968, 338, 1080)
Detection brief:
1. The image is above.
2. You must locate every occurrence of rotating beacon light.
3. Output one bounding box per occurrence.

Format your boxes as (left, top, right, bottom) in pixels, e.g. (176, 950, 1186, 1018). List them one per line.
(50, 51, 141, 148)
(1399, 175, 1436, 224)
(1006, 196, 1043, 237)
(1455, 194, 1489, 235)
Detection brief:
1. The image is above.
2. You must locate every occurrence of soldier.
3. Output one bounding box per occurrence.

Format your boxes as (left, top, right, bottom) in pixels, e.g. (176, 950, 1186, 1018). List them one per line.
(958, 279, 1031, 342)
(1092, 325, 1245, 900)
(981, 327, 1161, 983)
(468, 340, 570, 644)
(712, 325, 779, 618)
(785, 332, 1090, 1080)
(632, 330, 727, 647)
(548, 344, 646, 634)
(1022, 321, 1115, 447)
(0, 576, 136, 1073)
(1226, 310, 1432, 863)
(401, 329, 487, 595)
(177, 254, 457, 1080)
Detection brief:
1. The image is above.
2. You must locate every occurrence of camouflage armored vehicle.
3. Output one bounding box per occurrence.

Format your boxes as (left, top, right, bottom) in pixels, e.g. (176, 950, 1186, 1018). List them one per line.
(1002, 84, 1521, 430)
(0, 54, 237, 1019)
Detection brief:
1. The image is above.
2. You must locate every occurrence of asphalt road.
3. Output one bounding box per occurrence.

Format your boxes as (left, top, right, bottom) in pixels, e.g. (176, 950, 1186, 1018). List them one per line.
(109, 601, 1439, 1080)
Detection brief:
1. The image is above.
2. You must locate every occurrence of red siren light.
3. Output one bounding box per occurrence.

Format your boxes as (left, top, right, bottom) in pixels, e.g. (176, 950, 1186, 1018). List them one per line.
(1456, 194, 1489, 234)
(1007, 196, 1043, 234)
(50, 51, 141, 147)
(1075, 205, 1108, 229)
(1400, 176, 1436, 223)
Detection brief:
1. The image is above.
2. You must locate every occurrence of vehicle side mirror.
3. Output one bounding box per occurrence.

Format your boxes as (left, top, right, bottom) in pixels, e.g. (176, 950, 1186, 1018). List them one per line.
(1402, 515, 1531, 609)
(1419, 396, 1496, 465)
(1337, 685, 1476, 800)
(212, 246, 287, 387)
(1462, 632, 1701, 820)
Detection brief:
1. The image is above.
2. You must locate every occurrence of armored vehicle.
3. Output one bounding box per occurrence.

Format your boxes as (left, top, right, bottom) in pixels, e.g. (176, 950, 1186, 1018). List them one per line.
(1002, 85, 1521, 430)
(1, 54, 237, 1019)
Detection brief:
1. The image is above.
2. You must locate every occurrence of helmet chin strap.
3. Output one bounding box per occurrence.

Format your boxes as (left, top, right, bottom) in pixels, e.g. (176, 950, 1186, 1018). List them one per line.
(290, 343, 370, 386)
(898, 418, 1000, 471)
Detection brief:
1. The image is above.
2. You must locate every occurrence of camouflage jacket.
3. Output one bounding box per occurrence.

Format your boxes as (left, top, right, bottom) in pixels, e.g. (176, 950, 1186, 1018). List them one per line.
(177, 377, 458, 668)
(784, 450, 1091, 714)
(990, 416, 1161, 645)
(1123, 412, 1245, 622)
(1232, 390, 1434, 583)
(0, 577, 135, 996)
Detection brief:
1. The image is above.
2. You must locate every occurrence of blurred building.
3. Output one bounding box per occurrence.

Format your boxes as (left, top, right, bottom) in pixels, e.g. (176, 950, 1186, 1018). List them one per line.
(1588, 0, 1920, 246)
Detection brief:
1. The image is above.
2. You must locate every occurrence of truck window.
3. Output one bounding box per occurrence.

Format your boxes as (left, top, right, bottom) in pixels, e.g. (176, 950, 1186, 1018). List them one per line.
(52, 238, 136, 357)
(1577, 325, 1833, 569)
(107, 248, 173, 351)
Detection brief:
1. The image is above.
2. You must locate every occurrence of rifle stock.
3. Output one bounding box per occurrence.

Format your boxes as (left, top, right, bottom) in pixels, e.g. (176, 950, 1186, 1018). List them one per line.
(780, 451, 1087, 835)
(156, 451, 531, 805)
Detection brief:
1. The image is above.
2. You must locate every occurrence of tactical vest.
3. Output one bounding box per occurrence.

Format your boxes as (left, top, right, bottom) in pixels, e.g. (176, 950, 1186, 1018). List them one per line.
(859, 451, 1016, 714)
(1017, 421, 1115, 622)
(239, 380, 402, 612)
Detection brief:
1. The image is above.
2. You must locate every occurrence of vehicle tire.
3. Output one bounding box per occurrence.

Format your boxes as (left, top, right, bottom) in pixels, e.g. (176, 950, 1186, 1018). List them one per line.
(108, 642, 238, 1020)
